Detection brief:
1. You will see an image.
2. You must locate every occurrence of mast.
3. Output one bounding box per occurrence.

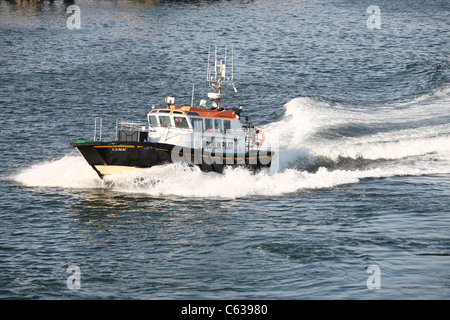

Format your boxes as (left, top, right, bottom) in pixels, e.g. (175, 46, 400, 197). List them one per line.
(206, 45, 234, 110)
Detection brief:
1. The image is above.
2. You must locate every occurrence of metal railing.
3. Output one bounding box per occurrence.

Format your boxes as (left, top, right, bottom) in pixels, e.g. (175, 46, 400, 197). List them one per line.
(93, 117, 147, 142)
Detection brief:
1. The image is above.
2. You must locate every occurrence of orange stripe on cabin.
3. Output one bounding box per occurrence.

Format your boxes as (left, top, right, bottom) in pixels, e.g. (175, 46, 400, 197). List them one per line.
(169, 106, 238, 119)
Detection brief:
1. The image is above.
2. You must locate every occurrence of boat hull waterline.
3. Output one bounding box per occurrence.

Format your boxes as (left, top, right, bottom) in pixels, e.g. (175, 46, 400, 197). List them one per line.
(71, 140, 272, 179)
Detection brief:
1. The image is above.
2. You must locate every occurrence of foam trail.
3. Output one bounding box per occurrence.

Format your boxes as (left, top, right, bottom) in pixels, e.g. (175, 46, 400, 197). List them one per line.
(100, 158, 450, 199)
(261, 97, 334, 150)
(103, 163, 361, 198)
(10, 150, 450, 199)
(263, 85, 450, 152)
(13, 155, 101, 188)
(314, 129, 450, 161)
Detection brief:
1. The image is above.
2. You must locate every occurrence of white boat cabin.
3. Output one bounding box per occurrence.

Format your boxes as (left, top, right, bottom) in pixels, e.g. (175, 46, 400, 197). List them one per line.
(146, 105, 247, 153)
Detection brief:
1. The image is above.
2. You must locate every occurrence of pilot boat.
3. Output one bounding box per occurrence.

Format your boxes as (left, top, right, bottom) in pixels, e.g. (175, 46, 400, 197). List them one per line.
(71, 46, 273, 179)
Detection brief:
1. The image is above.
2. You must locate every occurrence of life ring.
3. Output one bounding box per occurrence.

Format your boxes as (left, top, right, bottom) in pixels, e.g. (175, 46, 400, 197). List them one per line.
(253, 130, 265, 146)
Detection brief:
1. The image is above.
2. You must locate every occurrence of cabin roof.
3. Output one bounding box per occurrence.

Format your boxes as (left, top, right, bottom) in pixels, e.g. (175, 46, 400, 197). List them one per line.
(148, 105, 238, 120)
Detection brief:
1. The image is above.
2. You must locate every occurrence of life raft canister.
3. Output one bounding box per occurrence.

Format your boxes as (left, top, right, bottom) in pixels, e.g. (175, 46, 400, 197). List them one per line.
(253, 129, 265, 146)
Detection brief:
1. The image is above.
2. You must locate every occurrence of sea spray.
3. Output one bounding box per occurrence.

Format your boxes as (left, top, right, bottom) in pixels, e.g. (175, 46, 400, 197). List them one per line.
(13, 155, 101, 188)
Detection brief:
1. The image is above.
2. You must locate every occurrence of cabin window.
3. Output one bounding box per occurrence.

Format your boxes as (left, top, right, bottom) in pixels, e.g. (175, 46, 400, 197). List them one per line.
(205, 118, 213, 131)
(174, 117, 189, 129)
(223, 120, 231, 132)
(190, 118, 203, 131)
(214, 119, 222, 132)
(173, 111, 183, 115)
(149, 115, 159, 127)
(159, 115, 172, 127)
(159, 110, 171, 114)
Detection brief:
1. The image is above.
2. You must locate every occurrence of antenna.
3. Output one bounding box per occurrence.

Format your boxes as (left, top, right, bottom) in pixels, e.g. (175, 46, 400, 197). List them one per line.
(191, 84, 195, 107)
(231, 45, 234, 81)
(224, 46, 227, 75)
(214, 45, 217, 81)
(207, 45, 210, 81)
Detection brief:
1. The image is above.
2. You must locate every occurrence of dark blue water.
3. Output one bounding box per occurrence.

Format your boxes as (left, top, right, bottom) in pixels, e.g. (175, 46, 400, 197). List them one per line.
(0, 0, 449, 300)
